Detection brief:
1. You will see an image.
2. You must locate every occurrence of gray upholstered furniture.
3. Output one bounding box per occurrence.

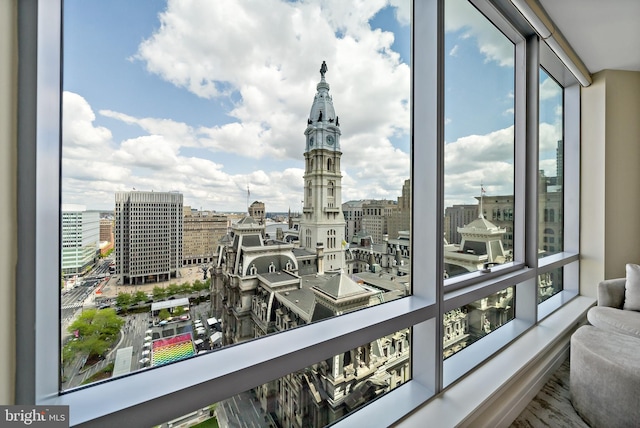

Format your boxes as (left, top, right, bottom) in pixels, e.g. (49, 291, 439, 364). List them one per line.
(587, 277, 640, 338)
(571, 270, 640, 427)
(571, 326, 640, 427)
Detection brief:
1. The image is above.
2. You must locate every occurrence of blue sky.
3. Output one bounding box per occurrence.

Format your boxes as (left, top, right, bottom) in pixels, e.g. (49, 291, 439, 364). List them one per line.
(62, 0, 561, 212)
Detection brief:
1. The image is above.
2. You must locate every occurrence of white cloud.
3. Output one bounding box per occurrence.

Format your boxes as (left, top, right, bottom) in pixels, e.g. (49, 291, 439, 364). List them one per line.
(445, 0, 513, 67)
(449, 44, 460, 57)
(389, 0, 411, 26)
(83, 0, 411, 211)
(132, 0, 410, 165)
(63, 89, 327, 212)
(63, 92, 113, 150)
(444, 126, 515, 206)
(539, 122, 562, 157)
(540, 75, 562, 100)
(64, 1, 489, 213)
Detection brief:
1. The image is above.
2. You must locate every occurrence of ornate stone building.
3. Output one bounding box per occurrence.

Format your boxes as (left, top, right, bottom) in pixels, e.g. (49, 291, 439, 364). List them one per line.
(212, 63, 410, 427)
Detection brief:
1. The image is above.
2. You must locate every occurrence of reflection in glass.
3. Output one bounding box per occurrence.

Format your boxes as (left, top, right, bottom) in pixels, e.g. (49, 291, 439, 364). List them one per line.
(157, 330, 411, 427)
(444, 286, 515, 359)
(60, 1, 411, 389)
(539, 68, 564, 258)
(443, 0, 515, 279)
(538, 268, 563, 304)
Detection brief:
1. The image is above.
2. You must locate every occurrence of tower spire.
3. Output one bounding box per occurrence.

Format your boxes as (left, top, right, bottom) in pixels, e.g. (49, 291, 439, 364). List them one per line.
(301, 61, 345, 272)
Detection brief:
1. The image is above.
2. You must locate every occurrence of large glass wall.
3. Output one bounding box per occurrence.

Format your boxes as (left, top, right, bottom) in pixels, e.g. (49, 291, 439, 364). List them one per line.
(443, 0, 515, 280)
(18, 1, 583, 426)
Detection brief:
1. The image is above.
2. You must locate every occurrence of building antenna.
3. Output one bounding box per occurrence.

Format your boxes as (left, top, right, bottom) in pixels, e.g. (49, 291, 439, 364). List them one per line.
(247, 184, 250, 215)
(480, 183, 486, 219)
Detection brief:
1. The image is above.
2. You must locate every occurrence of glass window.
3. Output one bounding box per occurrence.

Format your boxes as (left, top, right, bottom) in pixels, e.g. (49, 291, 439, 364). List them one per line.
(444, 286, 515, 359)
(19, 1, 584, 425)
(443, 0, 515, 280)
(538, 68, 564, 258)
(538, 268, 563, 304)
(60, 0, 411, 390)
(158, 329, 410, 427)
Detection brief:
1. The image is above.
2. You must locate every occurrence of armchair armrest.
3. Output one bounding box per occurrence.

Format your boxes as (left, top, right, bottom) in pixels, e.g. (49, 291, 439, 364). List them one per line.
(597, 278, 626, 308)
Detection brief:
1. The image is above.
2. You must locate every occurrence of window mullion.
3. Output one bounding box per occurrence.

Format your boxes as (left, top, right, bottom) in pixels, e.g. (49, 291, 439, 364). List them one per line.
(411, 0, 443, 396)
(515, 34, 540, 325)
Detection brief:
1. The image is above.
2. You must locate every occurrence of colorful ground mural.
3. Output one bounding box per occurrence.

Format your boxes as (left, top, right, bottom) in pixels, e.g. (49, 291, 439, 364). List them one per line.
(151, 333, 195, 366)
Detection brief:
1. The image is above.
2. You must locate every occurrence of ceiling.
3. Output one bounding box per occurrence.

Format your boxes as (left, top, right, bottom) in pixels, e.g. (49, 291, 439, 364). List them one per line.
(538, 0, 640, 73)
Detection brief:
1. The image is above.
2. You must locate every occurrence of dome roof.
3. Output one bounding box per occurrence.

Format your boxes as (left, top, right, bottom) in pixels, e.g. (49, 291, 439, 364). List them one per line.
(309, 61, 337, 124)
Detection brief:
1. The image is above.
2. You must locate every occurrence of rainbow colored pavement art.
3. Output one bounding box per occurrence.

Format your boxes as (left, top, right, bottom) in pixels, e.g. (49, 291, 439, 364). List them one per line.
(151, 333, 195, 366)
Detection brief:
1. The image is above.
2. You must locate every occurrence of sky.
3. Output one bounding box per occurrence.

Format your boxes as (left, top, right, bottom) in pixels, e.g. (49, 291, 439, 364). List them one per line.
(62, 0, 562, 213)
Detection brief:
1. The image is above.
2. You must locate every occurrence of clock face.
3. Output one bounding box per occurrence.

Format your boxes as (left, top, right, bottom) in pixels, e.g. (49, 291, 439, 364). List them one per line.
(326, 135, 334, 145)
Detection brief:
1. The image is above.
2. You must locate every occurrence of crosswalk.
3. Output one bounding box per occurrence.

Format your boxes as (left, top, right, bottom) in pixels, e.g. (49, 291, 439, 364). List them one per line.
(62, 302, 84, 310)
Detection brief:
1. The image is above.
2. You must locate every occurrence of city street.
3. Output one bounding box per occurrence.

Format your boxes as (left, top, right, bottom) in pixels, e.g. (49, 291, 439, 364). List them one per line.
(61, 296, 215, 390)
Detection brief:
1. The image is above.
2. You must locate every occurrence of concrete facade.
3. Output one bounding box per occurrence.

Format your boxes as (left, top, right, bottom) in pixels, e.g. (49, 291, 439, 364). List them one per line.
(114, 191, 183, 285)
(61, 205, 100, 276)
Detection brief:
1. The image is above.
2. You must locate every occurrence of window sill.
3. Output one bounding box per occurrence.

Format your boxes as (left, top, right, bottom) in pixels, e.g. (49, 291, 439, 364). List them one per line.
(394, 295, 594, 427)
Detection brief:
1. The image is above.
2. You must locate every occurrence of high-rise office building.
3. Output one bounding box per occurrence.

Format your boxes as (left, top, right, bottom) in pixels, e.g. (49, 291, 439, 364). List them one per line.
(114, 191, 183, 285)
(183, 207, 228, 267)
(61, 204, 100, 276)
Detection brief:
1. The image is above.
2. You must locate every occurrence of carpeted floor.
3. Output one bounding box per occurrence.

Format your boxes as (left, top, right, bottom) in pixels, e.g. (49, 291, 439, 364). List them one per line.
(510, 358, 590, 428)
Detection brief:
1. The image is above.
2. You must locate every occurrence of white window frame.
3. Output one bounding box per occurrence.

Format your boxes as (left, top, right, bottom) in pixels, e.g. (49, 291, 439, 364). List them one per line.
(15, 0, 580, 426)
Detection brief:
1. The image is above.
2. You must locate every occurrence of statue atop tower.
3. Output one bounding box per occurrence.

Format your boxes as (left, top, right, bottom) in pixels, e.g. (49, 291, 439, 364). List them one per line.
(320, 61, 328, 78)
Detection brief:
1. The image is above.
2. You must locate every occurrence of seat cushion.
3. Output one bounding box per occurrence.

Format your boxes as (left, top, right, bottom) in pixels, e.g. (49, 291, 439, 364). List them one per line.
(624, 263, 640, 310)
(587, 306, 640, 339)
(571, 325, 640, 428)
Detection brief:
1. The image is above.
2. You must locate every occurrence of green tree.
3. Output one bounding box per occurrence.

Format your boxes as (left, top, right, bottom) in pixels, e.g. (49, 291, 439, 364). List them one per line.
(152, 286, 166, 301)
(179, 282, 192, 295)
(66, 308, 124, 361)
(192, 280, 205, 292)
(173, 306, 185, 316)
(116, 292, 132, 307)
(166, 283, 180, 296)
(158, 308, 171, 320)
(133, 290, 147, 304)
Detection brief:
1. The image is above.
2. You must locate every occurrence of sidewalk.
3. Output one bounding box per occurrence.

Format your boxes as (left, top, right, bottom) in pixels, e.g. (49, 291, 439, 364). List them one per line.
(100, 267, 208, 299)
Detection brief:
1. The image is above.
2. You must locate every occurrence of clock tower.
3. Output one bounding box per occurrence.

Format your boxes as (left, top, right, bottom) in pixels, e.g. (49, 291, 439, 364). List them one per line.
(300, 61, 346, 272)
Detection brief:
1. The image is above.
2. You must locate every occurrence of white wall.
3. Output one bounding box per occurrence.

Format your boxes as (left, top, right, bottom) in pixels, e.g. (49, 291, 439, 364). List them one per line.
(581, 70, 640, 297)
(0, 0, 17, 405)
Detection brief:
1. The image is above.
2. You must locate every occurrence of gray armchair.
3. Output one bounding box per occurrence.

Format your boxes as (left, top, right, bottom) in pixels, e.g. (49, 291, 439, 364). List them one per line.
(587, 277, 640, 339)
(571, 277, 640, 427)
